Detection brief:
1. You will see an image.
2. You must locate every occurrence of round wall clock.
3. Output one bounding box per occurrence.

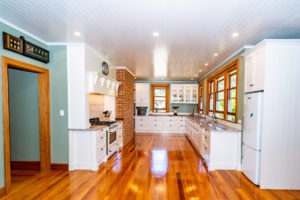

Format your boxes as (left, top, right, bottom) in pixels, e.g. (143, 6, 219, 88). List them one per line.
(102, 61, 109, 75)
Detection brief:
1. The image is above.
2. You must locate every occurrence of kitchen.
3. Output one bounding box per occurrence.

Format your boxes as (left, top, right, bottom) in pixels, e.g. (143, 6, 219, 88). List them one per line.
(0, 1, 300, 199)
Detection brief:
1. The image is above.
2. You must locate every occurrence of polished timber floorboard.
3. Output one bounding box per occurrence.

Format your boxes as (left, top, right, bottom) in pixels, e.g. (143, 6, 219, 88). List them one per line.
(2, 134, 300, 200)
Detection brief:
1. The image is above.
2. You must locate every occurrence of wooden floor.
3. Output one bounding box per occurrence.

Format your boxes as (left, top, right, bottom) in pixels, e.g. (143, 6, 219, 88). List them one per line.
(1, 134, 300, 200)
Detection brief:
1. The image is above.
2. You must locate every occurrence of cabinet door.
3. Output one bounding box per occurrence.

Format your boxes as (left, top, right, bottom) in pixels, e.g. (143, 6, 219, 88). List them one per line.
(245, 54, 255, 93)
(191, 85, 198, 103)
(135, 83, 149, 107)
(253, 48, 265, 91)
(171, 85, 179, 103)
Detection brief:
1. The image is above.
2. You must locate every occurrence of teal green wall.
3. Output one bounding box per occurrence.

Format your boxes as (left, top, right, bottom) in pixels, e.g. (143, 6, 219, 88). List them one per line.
(8, 68, 40, 161)
(0, 22, 69, 188)
(135, 80, 199, 113)
(199, 49, 248, 122)
(48, 45, 69, 163)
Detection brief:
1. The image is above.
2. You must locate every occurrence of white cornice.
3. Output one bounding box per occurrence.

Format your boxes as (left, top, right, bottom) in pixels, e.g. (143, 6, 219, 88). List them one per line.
(115, 66, 135, 77)
(200, 45, 254, 81)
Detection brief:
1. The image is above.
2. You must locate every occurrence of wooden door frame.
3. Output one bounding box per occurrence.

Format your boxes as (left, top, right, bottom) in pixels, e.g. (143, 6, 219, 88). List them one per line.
(2, 56, 51, 193)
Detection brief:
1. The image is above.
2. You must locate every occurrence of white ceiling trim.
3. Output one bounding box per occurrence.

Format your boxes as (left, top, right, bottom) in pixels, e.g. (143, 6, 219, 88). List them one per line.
(115, 66, 135, 77)
(200, 45, 254, 81)
(0, 17, 48, 44)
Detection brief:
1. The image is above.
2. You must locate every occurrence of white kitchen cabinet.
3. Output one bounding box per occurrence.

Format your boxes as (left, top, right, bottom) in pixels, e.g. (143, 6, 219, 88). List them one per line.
(69, 127, 107, 171)
(116, 122, 123, 148)
(171, 84, 198, 104)
(135, 83, 150, 107)
(135, 116, 186, 133)
(244, 44, 265, 93)
(185, 117, 241, 171)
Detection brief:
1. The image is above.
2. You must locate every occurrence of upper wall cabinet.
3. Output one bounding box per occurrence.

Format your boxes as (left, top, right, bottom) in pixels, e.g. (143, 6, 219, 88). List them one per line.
(171, 84, 198, 104)
(135, 83, 150, 107)
(244, 44, 265, 93)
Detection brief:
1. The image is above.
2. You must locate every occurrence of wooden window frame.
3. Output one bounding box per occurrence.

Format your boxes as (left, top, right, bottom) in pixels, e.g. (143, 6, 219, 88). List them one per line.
(151, 84, 170, 112)
(198, 82, 204, 113)
(206, 60, 239, 123)
(215, 74, 225, 119)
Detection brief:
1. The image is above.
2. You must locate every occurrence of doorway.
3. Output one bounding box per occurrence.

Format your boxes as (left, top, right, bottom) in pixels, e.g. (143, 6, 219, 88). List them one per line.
(2, 56, 50, 193)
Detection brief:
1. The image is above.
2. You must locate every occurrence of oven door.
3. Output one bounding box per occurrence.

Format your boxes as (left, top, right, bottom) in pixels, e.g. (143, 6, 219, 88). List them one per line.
(109, 131, 117, 145)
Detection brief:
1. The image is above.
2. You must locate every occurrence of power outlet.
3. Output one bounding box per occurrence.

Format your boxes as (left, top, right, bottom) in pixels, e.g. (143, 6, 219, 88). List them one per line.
(59, 110, 64, 117)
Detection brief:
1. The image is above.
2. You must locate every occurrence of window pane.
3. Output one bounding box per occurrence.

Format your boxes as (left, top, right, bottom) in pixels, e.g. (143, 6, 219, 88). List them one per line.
(216, 113, 224, 119)
(217, 92, 224, 100)
(210, 82, 214, 93)
(217, 75, 224, 81)
(154, 100, 166, 109)
(229, 69, 237, 74)
(229, 89, 236, 99)
(154, 89, 166, 96)
(217, 80, 224, 91)
(228, 99, 236, 113)
(209, 94, 214, 110)
(155, 97, 166, 101)
(227, 115, 236, 122)
(216, 100, 224, 111)
(230, 75, 237, 88)
(154, 109, 166, 113)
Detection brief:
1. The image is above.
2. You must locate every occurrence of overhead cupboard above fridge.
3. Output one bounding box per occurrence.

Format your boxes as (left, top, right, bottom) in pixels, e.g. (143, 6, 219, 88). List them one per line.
(241, 39, 300, 190)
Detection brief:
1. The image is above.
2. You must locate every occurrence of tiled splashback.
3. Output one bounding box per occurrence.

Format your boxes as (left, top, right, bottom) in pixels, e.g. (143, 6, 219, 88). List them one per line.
(89, 94, 104, 120)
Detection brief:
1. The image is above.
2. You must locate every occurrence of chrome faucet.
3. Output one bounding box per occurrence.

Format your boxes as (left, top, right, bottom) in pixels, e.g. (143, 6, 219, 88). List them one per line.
(211, 113, 217, 125)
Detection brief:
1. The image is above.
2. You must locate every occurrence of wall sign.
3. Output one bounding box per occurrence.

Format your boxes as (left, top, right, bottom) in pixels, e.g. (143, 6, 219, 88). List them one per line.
(2, 32, 50, 63)
(2, 32, 23, 54)
(22, 38, 49, 63)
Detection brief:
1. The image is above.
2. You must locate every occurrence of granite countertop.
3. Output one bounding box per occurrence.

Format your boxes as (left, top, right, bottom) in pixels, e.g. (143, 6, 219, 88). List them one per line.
(69, 125, 108, 131)
(147, 113, 199, 117)
(201, 122, 241, 132)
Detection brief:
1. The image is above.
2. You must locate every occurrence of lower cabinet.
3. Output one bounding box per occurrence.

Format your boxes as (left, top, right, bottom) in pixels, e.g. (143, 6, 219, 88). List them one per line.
(185, 117, 241, 171)
(116, 122, 123, 148)
(69, 128, 107, 171)
(135, 116, 186, 133)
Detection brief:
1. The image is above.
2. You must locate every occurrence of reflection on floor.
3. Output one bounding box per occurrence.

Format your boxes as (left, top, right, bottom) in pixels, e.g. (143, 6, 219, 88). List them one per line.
(1, 134, 300, 200)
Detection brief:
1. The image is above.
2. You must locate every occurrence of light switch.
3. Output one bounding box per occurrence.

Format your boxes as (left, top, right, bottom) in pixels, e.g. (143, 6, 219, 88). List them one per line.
(238, 119, 242, 124)
(59, 110, 64, 116)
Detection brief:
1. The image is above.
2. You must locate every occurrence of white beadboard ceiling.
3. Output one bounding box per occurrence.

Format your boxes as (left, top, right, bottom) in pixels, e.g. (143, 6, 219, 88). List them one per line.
(1, 0, 300, 80)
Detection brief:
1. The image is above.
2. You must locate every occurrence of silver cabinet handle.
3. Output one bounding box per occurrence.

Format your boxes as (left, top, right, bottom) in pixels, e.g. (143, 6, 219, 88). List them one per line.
(101, 137, 103, 139)
(250, 84, 254, 87)
(101, 148, 103, 151)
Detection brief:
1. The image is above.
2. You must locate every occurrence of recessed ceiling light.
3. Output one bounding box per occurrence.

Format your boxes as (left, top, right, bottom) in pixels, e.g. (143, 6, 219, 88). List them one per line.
(153, 32, 159, 37)
(205, 63, 208, 66)
(199, 69, 202, 73)
(73, 31, 81, 36)
(232, 32, 239, 38)
(214, 53, 218, 57)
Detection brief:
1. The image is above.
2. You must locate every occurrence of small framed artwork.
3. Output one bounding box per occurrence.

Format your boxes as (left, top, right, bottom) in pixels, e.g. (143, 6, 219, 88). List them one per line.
(23, 40, 50, 63)
(2, 32, 23, 54)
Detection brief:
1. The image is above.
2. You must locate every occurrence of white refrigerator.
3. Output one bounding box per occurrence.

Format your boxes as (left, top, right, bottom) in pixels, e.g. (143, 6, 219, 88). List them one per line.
(242, 92, 263, 185)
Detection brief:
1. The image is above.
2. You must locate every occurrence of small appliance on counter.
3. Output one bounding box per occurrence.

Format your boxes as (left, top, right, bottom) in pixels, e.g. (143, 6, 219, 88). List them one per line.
(172, 106, 179, 115)
(103, 111, 111, 121)
(136, 107, 148, 116)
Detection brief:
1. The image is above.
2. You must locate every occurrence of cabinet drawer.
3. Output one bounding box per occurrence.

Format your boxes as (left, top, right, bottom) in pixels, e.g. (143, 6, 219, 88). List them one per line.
(203, 134, 210, 146)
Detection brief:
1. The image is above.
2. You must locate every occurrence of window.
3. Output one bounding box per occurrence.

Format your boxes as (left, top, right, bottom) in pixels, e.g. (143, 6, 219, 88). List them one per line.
(207, 60, 238, 122)
(208, 80, 214, 116)
(151, 85, 169, 112)
(198, 83, 204, 113)
(227, 69, 237, 122)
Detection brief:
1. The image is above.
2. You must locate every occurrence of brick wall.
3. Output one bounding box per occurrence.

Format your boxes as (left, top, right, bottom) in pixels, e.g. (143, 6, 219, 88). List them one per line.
(116, 69, 135, 145)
